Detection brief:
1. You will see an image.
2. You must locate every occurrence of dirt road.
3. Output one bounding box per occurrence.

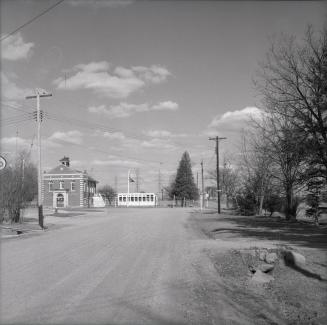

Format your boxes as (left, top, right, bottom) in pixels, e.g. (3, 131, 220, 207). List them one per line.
(1, 208, 234, 325)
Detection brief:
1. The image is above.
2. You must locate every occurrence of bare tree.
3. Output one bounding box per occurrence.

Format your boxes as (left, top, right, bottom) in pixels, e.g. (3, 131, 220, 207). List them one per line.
(255, 26, 327, 181)
(236, 127, 276, 216)
(207, 155, 239, 209)
(254, 114, 306, 219)
(98, 185, 116, 205)
(0, 152, 37, 223)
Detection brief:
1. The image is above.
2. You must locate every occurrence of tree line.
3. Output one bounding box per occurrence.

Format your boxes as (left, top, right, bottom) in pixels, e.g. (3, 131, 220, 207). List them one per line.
(167, 26, 326, 223)
(202, 26, 326, 223)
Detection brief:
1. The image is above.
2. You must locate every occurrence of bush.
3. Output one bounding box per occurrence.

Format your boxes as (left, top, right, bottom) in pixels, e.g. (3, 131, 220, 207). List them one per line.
(235, 190, 257, 216)
(264, 194, 283, 216)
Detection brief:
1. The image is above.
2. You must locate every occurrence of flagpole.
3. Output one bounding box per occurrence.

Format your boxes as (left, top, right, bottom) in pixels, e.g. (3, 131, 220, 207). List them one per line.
(127, 169, 130, 194)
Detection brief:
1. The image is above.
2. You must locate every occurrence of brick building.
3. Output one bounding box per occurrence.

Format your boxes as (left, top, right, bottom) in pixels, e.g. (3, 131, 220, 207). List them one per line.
(43, 157, 98, 208)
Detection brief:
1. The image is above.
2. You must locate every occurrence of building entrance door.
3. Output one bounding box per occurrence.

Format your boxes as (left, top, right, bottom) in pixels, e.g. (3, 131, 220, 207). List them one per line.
(56, 193, 65, 207)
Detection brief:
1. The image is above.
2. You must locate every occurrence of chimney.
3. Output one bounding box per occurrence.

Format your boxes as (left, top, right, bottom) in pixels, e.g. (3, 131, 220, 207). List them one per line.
(59, 156, 70, 167)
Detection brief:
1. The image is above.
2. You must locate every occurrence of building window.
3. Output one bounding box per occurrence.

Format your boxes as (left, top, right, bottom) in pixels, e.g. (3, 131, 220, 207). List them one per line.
(71, 181, 76, 191)
(49, 181, 54, 192)
(59, 180, 64, 190)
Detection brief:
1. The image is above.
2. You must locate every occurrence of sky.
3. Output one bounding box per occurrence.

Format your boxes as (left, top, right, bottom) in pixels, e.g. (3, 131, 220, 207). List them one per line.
(1, 0, 326, 193)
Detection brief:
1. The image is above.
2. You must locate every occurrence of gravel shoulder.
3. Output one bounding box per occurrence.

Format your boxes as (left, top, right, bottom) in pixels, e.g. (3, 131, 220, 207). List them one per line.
(190, 210, 327, 325)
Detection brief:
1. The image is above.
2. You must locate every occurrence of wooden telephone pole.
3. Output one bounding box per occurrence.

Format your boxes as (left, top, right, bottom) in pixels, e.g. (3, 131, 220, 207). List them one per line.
(26, 89, 52, 228)
(209, 136, 226, 214)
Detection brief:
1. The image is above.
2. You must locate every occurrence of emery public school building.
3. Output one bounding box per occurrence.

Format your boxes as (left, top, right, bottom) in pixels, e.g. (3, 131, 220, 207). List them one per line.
(43, 157, 98, 208)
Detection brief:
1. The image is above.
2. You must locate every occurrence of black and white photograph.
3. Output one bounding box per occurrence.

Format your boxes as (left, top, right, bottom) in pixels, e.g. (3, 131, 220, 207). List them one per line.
(1, 0, 326, 324)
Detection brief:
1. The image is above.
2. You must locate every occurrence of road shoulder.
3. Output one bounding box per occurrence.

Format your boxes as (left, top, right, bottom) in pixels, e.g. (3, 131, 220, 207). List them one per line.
(189, 210, 327, 325)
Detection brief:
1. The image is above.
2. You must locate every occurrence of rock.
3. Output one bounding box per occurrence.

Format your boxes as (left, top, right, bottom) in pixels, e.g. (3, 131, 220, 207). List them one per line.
(284, 250, 306, 267)
(259, 251, 266, 261)
(258, 263, 274, 273)
(250, 270, 274, 284)
(248, 265, 256, 273)
(265, 252, 278, 264)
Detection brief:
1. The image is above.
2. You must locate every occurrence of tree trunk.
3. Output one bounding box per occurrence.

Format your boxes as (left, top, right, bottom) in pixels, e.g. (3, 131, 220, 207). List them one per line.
(226, 194, 230, 209)
(259, 194, 264, 216)
(285, 185, 294, 221)
(10, 207, 20, 223)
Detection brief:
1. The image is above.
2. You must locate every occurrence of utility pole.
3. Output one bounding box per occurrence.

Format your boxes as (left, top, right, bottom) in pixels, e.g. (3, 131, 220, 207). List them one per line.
(20, 157, 25, 224)
(201, 160, 204, 210)
(114, 175, 118, 193)
(209, 136, 226, 214)
(196, 171, 199, 190)
(158, 162, 162, 199)
(26, 89, 52, 228)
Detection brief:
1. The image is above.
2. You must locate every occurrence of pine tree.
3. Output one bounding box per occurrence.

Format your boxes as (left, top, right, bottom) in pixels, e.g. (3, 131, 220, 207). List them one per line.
(171, 151, 199, 205)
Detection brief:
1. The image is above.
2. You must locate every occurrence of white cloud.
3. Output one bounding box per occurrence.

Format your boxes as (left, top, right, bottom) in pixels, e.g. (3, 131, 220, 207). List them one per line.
(54, 61, 171, 99)
(88, 105, 108, 114)
(206, 106, 262, 135)
(47, 130, 83, 145)
(1, 32, 34, 61)
(142, 129, 186, 138)
(1, 72, 32, 100)
(92, 158, 140, 167)
(140, 138, 177, 150)
(88, 101, 179, 118)
(143, 130, 173, 138)
(1, 136, 30, 148)
(152, 101, 178, 111)
(102, 131, 126, 140)
(104, 103, 148, 118)
(67, 0, 134, 8)
(132, 65, 171, 83)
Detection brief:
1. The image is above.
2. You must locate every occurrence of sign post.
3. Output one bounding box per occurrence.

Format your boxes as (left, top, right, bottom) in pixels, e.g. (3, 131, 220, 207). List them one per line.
(0, 156, 7, 170)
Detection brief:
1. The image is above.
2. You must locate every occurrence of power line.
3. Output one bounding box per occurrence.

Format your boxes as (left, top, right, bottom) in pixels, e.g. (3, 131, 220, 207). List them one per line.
(1, 0, 65, 42)
(2, 118, 35, 127)
(2, 101, 35, 113)
(1, 113, 32, 122)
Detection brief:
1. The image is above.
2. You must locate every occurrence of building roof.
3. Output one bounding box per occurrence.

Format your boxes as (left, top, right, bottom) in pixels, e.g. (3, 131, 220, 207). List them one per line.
(45, 164, 82, 175)
(44, 164, 98, 183)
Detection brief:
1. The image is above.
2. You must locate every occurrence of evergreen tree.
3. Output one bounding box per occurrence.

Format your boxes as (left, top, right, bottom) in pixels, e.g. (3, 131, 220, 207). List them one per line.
(170, 151, 199, 204)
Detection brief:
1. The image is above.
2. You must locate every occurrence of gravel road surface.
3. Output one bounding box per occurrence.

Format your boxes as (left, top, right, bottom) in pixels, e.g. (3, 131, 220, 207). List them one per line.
(0, 208, 229, 325)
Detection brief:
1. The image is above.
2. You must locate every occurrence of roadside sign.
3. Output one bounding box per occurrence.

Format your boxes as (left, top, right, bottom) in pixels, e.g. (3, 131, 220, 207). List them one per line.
(0, 156, 6, 170)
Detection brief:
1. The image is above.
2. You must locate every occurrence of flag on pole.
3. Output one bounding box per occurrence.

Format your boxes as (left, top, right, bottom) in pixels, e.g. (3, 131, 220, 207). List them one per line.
(129, 177, 135, 183)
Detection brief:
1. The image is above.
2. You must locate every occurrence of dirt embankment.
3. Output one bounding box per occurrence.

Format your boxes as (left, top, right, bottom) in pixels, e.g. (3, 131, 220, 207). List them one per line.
(192, 211, 327, 325)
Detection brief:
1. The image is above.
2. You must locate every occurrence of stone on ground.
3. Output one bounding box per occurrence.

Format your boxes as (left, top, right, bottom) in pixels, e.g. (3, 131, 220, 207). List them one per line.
(284, 250, 306, 267)
(265, 252, 278, 264)
(259, 250, 267, 261)
(250, 270, 274, 284)
(258, 263, 275, 273)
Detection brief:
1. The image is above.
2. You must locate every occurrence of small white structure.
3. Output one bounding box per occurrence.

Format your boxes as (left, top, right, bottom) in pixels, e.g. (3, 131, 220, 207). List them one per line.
(92, 193, 106, 208)
(117, 193, 157, 207)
